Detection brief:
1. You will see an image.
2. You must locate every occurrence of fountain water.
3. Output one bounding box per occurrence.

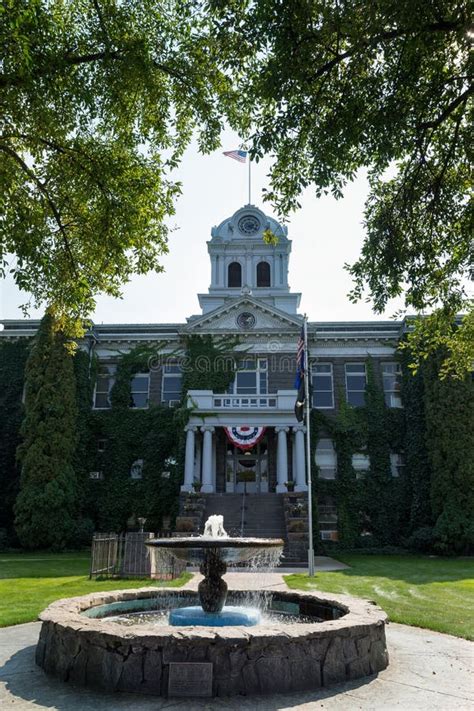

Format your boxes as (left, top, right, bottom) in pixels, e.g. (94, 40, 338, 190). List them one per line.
(146, 515, 283, 626)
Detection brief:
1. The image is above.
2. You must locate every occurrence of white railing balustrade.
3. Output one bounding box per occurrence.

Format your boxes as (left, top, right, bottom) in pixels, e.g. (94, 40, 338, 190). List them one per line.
(213, 395, 278, 409)
(187, 389, 296, 412)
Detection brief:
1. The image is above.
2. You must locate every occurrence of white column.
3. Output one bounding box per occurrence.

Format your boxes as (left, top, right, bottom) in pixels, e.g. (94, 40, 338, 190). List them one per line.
(194, 435, 202, 482)
(293, 426, 308, 492)
(211, 256, 217, 286)
(181, 426, 197, 492)
(275, 426, 289, 493)
(201, 426, 215, 493)
(212, 433, 216, 491)
(246, 253, 252, 287)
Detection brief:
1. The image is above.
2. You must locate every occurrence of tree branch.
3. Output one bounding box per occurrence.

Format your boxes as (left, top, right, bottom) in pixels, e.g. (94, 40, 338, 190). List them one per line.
(419, 86, 474, 129)
(307, 20, 466, 82)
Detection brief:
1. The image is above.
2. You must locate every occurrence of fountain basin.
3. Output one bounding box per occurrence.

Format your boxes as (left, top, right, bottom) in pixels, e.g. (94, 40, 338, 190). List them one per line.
(36, 587, 389, 696)
(146, 536, 284, 565)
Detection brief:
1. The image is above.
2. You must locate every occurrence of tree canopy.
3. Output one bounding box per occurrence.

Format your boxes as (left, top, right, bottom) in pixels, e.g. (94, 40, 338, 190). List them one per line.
(1, 1, 472, 370)
(0, 0, 236, 333)
(212, 0, 473, 373)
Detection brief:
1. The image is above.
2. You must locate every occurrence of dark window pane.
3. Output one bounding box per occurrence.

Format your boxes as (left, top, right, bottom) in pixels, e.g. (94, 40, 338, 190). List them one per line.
(96, 375, 110, 392)
(94, 392, 109, 408)
(163, 376, 182, 393)
(347, 375, 366, 390)
(131, 375, 149, 392)
(314, 364, 331, 374)
(132, 393, 148, 408)
(164, 364, 181, 374)
(228, 261, 242, 287)
(259, 372, 267, 394)
(236, 372, 257, 392)
(347, 391, 366, 407)
(256, 261, 271, 287)
(346, 364, 365, 373)
(314, 374, 332, 391)
(314, 390, 334, 408)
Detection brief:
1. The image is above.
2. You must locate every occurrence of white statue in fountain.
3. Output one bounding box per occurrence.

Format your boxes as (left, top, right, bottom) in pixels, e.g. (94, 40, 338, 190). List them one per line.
(203, 515, 228, 538)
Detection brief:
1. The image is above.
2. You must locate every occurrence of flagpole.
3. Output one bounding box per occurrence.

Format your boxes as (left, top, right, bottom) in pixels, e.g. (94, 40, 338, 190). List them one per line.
(303, 314, 315, 577)
(248, 156, 251, 204)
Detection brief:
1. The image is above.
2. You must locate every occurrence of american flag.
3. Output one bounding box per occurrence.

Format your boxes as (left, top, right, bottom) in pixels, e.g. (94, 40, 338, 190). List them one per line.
(294, 325, 305, 422)
(223, 149, 247, 163)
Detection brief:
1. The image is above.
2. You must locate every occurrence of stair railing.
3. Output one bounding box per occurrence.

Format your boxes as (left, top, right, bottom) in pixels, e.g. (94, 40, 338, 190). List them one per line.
(239, 489, 246, 537)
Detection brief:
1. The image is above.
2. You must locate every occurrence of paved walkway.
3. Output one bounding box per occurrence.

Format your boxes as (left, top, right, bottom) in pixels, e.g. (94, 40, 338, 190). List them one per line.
(0, 572, 472, 710)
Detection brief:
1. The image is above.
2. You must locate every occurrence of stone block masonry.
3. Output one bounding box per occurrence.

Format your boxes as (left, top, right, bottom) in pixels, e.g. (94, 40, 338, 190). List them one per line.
(36, 587, 388, 697)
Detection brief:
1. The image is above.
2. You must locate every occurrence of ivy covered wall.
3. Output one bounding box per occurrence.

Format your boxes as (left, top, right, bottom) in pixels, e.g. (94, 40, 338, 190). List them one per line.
(312, 354, 473, 555)
(1, 333, 472, 554)
(0, 340, 28, 543)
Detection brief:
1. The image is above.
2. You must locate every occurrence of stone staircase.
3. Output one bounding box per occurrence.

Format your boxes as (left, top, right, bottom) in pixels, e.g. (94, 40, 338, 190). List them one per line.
(202, 493, 303, 564)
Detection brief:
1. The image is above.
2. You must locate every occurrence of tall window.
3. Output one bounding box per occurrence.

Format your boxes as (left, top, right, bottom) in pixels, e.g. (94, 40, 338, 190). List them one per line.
(352, 453, 370, 478)
(390, 453, 405, 477)
(131, 373, 149, 408)
(130, 459, 144, 479)
(318, 494, 338, 540)
(382, 362, 403, 408)
(228, 261, 242, 287)
(161, 363, 182, 406)
(256, 261, 271, 287)
(228, 358, 267, 395)
(93, 364, 116, 409)
(312, 363, 334, 408)
(345, 363, 367, 406)
(315, 439, 337, 479)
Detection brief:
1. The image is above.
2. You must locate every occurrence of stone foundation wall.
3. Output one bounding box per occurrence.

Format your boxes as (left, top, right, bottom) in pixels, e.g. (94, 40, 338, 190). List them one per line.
(36, 588, 388, 697)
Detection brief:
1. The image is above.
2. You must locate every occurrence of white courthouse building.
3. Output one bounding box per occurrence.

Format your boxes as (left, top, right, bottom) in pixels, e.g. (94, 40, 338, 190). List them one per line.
(1, 204, 406, 545)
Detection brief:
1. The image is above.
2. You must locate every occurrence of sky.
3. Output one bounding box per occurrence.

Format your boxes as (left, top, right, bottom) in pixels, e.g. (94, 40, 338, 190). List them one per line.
(0, 130, 405, 326)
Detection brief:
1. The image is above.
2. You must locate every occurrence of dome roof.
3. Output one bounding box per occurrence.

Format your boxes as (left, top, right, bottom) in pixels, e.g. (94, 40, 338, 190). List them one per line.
(210, 205, 288, 242)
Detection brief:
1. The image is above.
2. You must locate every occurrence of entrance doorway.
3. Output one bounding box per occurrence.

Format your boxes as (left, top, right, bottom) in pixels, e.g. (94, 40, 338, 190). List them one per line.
(225, 441, 269, 493)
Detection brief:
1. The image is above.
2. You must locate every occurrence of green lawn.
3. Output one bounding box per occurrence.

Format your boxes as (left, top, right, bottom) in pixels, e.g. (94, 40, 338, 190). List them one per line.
(0, 551, 192, 627)
(285, 555, 474, 640)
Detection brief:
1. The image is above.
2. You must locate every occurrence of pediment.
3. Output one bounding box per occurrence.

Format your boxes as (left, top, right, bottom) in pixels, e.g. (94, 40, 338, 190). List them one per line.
(185, 297, 302, 333)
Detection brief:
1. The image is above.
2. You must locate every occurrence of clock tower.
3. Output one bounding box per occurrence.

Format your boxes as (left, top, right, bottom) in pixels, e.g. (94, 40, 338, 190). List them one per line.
(197, 205, 301, 315)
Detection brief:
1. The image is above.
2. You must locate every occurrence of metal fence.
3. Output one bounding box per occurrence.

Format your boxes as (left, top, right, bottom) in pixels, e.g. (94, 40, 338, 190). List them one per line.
(89, 531, 186, 580)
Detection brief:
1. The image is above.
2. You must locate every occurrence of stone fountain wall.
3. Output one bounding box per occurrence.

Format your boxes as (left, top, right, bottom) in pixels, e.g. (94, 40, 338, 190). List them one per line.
(36, 588, 388, 697)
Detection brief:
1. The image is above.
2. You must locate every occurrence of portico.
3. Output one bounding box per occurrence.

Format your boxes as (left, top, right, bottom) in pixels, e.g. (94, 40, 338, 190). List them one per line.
(180, 389, 308, 494)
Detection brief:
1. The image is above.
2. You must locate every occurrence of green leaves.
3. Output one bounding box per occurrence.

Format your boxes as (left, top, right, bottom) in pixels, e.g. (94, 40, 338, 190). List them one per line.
(214, 0, 473, 372)
(0, 0, 238, 332)
(14, 312, 79, 549)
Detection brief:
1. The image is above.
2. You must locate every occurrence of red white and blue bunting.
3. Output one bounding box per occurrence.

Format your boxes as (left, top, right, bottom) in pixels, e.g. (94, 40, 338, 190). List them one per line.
(224, 426, 266, 451)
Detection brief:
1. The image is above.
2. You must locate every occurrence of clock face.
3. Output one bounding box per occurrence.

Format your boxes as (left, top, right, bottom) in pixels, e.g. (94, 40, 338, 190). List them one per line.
(238, 215, 260, 235)
(236, 312, 256, 330)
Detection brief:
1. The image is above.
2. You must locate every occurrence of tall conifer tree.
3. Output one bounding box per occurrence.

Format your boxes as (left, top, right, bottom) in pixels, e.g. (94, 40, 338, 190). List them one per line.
(15, 312, 78, 549)
(424, 353, 474, 554)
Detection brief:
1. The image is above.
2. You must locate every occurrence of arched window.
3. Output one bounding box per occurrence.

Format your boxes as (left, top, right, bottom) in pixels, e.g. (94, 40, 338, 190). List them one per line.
(256, 261, 271, 287)
(228, 261, 242, 287)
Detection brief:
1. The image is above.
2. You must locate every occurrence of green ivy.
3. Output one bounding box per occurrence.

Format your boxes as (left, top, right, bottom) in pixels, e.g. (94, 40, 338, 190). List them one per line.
(181, 334, 240, 398)
(423, 350, 474, 554)
(0, 340, 28, 540)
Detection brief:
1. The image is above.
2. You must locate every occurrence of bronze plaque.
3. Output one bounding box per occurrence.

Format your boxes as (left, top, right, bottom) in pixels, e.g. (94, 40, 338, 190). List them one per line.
(168, 662, 213, 697)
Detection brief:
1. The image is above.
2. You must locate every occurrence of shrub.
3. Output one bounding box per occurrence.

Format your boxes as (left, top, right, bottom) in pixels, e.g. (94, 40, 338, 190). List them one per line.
(405, 526, 437, 553)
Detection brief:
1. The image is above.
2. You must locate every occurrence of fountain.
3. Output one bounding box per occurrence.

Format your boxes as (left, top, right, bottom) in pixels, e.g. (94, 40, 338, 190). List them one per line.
(146, 514, 283, 625)
(36, 514, 389, 697)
